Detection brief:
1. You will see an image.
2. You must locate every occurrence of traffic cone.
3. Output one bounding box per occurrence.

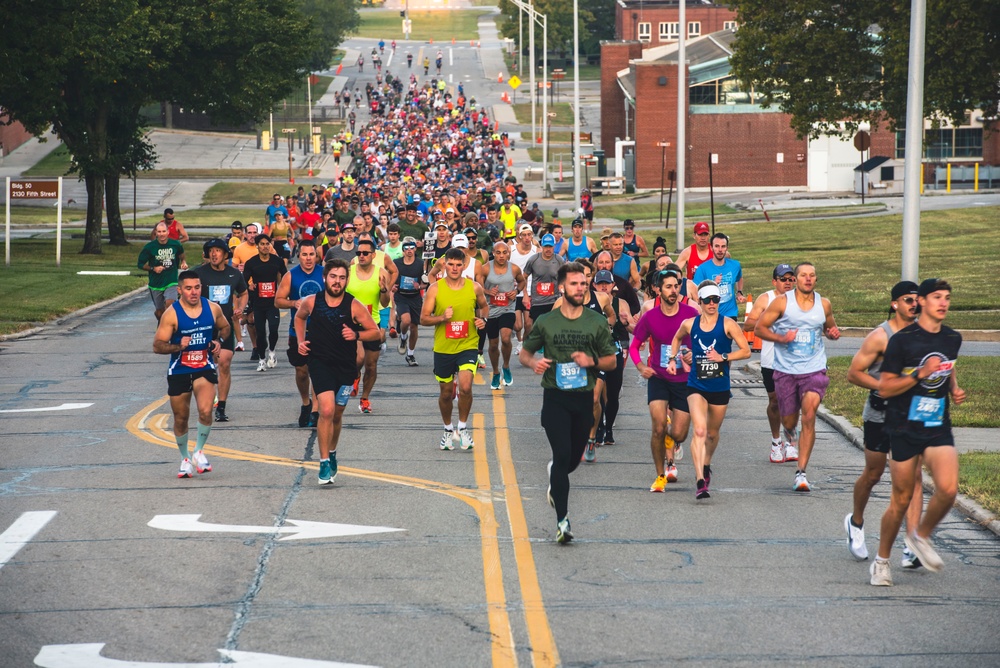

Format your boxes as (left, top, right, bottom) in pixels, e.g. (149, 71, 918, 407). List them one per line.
(430, 37, 434, 44)
(498, 72, 503, 83)
(508, 158, 513, 167)
(452, 37, 455, 45)
(308, 167, 313, 177)
(503, 135, 509, 147)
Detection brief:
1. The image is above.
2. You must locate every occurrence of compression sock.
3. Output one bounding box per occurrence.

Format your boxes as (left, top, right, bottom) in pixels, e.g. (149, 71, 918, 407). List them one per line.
(175, 433, 190, 460)
(195, 423, 211, 452)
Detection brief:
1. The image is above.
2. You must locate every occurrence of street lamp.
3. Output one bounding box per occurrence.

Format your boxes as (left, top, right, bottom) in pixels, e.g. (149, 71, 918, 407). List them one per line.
(509, 0, 548, 191)
(573, 0, 581, 208)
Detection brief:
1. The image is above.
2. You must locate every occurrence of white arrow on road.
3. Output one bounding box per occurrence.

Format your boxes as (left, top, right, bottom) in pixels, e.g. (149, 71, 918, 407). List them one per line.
(147, 514, 404, 541)
(34, 643, 379, 667)
(0, 402, 93, 414)
(1, 511, 57, 570)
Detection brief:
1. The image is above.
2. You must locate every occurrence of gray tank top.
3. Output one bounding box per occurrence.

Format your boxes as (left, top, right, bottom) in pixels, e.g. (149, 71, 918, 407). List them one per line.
(484, 261, 516, 316)
(861, 320, 895, 423)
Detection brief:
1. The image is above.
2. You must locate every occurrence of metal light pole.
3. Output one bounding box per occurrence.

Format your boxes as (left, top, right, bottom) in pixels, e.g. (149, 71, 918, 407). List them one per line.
(529, 1, 536, 145)
(657, 141, 670, 227)
(572, 0, 582, 208)
(675, 0, 687, 253)
(901, 0, 926, 282)
(307, 72, 313, 153)
(511, 0, 548, 190)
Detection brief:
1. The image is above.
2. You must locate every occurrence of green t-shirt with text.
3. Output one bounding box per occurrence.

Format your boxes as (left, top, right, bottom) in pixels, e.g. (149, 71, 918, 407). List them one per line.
(523, 307, 617, 391)
(137, 239, 184, 290)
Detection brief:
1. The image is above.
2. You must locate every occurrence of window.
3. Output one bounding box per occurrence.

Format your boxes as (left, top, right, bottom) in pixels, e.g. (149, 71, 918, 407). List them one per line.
(659, 22, 679, 41)
(896, 127, 983, 159)
(638, 22, 651, 42)
(724, 21, 738, 31)
(880, 166, 894, 182)
(690, 77, 754, 106)
(688, 21, 701, 38)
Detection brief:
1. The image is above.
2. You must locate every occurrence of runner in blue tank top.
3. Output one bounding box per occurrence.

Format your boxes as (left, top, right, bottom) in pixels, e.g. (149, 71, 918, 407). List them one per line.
(562, 218, 597, 261)
(667, 280, 750, 500)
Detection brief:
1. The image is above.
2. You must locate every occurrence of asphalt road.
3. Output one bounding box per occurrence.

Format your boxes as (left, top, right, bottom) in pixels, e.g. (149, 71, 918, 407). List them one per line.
(2, 294, 999, 667)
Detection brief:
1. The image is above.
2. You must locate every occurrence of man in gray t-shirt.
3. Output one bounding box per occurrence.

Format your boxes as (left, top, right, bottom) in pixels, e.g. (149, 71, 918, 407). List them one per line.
(324, 221, 358, 263)
(522, 233, 565, 323)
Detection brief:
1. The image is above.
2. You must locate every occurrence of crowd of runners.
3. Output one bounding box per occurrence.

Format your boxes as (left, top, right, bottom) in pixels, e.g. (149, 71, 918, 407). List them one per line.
(137, 51, 967, 585)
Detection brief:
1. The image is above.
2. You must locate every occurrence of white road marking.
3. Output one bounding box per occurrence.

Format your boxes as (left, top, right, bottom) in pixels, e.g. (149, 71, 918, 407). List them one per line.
(147, 514, 404, 541)
(34, 643, 379, 667)
(77, 271, 131, 275)
(0, 402, 93, 414)
(0, 511, 57, 570)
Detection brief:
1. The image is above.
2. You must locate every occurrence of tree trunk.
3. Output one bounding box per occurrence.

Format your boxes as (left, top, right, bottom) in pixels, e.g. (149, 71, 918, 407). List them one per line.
(81, 172, 105, 254)
(105, 174, 127, 245)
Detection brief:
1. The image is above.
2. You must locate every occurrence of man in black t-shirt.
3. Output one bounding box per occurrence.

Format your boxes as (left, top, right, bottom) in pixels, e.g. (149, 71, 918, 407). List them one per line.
(870, 278, 966, 586)
(242, 234, 287, 372)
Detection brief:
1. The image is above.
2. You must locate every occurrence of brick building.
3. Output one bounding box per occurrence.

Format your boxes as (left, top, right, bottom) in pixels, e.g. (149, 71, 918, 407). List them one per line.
(0, 113, 33, 157)
(615, 0, 736, 44)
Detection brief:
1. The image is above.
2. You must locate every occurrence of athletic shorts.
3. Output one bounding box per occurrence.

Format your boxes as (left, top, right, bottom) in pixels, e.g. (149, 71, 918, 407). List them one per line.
(273, 239, 291, 259)
(433, 349, 478, 383)
(863, 420, 890, 454)
(219, 327, 235, 353)
(647, 376, 691, 413)
(762, 366, 775, 393)
(307, 358, 357, 398)
(889, 429, 954, 463)
(287, 335, 308, 367)
(379, 306, 391, 329)
(485, 312, 516, 339)
(394, 293, 423, 321)
(773, 369, 829, 417)
(584, 209, 594, 222)
(529, 303, 554, 322)
(148, 285, 178, 312)
(167, 368, 218, 396)
(515, 296, 526, 312)
(362, 338, 382, 353)
(689, 388, 732, 406)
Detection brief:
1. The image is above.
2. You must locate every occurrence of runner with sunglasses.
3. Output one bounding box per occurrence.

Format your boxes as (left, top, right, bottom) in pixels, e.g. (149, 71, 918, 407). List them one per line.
(346, 239, 391, 414)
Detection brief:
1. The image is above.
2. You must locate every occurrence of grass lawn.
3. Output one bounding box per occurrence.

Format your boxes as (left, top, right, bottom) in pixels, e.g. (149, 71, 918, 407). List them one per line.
(638, 206, 1000, 328)
(202, 182, 321, 206)
(138, 169, 311, 179)
(600, 202, 737, 221)
(0, 239, 146, 335)
(823, 356, 1000, 516)
(133, 207, 264, 231)
(5, 205, 88, 226)
(513, 102, 575, 126)
(355, 10, 488, 41)
(22, 144, 73, 177)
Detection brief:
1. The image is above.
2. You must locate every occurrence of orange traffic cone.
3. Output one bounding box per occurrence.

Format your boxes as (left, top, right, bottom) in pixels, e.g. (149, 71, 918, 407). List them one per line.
(508, 158, 513, 167)
(452, 37, 455, 45)
(498, 72, 503, 83)
(503, 136, 509, 147)
(429, 37, 434, 44)
(308, 167, 313, 177)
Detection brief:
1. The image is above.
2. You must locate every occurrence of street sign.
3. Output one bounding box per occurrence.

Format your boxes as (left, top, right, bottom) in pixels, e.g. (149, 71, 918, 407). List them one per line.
(312, 126, 322, 134)
(9, 180, 58, 199)
(508, 75, 522, 90)
(281, 128, 297, 134)
(656, 141, 671, 148)
(402, 19, 412, 32)
(854, 130, 871, 152)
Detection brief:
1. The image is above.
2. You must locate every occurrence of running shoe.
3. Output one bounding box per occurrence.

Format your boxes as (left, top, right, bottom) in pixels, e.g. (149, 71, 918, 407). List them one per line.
(440, 428, 456, 451)
(192, 450, 212, 474)
(329, 452, 338, 482)
(502, 367, 513, 386)
(308, 411, 319, 428)
(513, 342, 522, 357)
(695, 479, 710, 499)
(477, 354, 486, 369)
(250, 349, 260, 361)
(318, 459, 333, 485)
(490, 373, 502, 390)
(351, 377, 359, 396)
(546, 460, 554, 508)
(398, 336, 407, 355)
(256, 359, 267, 372)
(556, 518, 573, 544)
(666, 463, 678, 483)
(603, 428, 616, 446)
(359, 398, 372, 413)
(650, 475, 667, 493)
(664, 433, 675, 454)
(674, 442, 684, 461)
(583, 439, 597, 463)
(784, 444, 799, 462)
(177, 458, 194, 479)
(214, 407, 230, 423)
(794, 470, 811, 492)
(235, 341, 244, 352)
(904, 533, 943, 572)
(901, 547, 922, 569)
(267, 350, 277, 368)
(405, 354, 419, 367)
(783, 426, 799, 461)
(594, 425, 606, 446)
(380, 341, 387, 353)
(298, 405, 311, 428)
(769, 441, 784, 463)
(844, 513, 868, 560)
(388, 326, 398, 338)
(703, 465, 712, 488)
(459, 428, 474, 450)
(869, 559, 892, 586)
(241, 323, 248, 337)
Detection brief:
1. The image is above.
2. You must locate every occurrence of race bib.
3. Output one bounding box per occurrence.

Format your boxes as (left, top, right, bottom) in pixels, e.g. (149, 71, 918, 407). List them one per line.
(161, 258, 173, 269)
(181, 349, 208, 369)
(491, 292, 509, 306)
(718, 281, 732, 303)
(696, 358, 723, 380)
(400, 275, 417, 291)
(556, 362, 588, 389)
(908, 395, 944, 427)
(788, 329, 818, 356)
(445, 320, 469, 339)
(208, 285, 231, 305)
(335, 384, 353, 407)
(258, 281, 276, 298)
(536, 282, 555, 297)
(659, 344, 672, 368)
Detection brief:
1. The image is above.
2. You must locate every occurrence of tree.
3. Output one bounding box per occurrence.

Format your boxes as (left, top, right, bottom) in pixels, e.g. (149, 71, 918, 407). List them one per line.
(728, 0, 1000, 139)
(299, 0, 362, 72)
(498, 0, 596, 63)
(0, 0, 313, 253)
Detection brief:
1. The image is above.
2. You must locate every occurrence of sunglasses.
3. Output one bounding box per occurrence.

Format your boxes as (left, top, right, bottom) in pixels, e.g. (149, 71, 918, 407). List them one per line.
(898, 297, 917, 304)
(701, 296, 721, 304)
(356, 251, 373, 256)
(777, 276, 795, 283)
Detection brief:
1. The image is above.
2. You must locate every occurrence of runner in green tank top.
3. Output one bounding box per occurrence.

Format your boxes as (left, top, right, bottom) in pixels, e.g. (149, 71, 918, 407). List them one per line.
(346, 239, 390, 414)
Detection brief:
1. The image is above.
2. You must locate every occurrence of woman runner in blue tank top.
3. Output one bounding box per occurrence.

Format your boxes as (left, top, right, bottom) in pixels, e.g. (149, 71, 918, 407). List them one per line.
(667, 280, 750, 500)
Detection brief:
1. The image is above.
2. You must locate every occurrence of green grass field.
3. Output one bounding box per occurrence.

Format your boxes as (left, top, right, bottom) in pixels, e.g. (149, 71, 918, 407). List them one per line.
(513, 102, 575, 126)
(22, 144, 73, 177)
(133, 207, 264, 231)
(5, 205, 88, 225)
(355, 9, 488, 41)
(202, 183, 314, 206)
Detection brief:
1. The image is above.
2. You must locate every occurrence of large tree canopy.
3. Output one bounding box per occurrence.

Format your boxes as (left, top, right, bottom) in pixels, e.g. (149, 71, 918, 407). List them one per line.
(0, 0, 322, 253)
(728, 0, 1000, 139)
(497, 0, 609, 61)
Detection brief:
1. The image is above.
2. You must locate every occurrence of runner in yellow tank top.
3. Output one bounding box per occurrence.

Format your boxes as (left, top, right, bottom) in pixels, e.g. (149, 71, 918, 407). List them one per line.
(346, 239, 390, 414)
(421, 248, 489, 451)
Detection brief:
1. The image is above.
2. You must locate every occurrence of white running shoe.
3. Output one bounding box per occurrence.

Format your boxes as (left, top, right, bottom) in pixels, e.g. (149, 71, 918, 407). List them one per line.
(240, 323, 248, 337)
(901, 547, 922, 569)
(844, 513, 868, 560)
(870, 559, 892, 586)
(267, 351, 277, 368)
(673, 442, 683, 461)
(235, 341, 245, 352)
(769, 442, 785, 463)
(256, 359, 267, 372)
(546, 460, 554, 508)
(440, 429, 455, 451)
(904, 533, 943, 572)
(459, 428, 474, 450)
(794, 470, 811, 492)
(784, 443, 799, 462)
(193, 450, 212, 474)
(177, 458, 194, 478)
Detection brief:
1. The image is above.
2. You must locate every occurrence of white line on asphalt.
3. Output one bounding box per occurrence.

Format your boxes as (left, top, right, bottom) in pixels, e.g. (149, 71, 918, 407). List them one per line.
(34, 643, 379, 667)
(0, 511, 57, 570)
(148, 514, 405, 541)
(0, 403, 93, 414)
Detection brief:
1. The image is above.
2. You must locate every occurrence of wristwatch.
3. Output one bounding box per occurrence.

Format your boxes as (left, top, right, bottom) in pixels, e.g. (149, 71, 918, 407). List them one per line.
(908, 366, 922, 380)
(721, 353, 729, 362)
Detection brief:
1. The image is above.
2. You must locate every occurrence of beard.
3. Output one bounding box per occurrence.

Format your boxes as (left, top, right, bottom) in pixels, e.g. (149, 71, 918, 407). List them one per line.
(325, 284, 345, 298)
(563, 290, 585, 307)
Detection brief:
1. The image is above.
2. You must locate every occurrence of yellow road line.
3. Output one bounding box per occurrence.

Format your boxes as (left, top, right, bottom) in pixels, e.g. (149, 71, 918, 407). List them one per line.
(492, 395, 560, 667)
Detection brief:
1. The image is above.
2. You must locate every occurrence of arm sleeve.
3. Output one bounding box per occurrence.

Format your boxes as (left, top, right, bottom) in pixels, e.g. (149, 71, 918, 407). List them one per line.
(629, 314, 650, 366)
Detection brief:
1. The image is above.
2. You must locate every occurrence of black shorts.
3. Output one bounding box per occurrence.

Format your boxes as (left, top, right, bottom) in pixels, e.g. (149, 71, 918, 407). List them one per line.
(889, 429, 954, 463)
(433, 348, 478, 383)
(762, 366, 775, 393)
(287, 335, 308, 367)
(307, 359, 357, 399)
(584, 209, 594, 221)
(219, 327, 235, 352)
(485, 312, 516, 339)
(362, 338, 382, 353)
(863, 420, 891, 454)
(273, 239, 291, 259)
(647, 376, 691, 413)
(394, 293, 423, 321)
(529, 303, 554, 322)
(167, 369, 218, 396)
(689, 388, 732, 406)
(515, 296, 526, 312)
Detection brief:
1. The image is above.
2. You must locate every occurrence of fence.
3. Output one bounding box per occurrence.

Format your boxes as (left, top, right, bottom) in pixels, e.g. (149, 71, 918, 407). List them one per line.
(930, 163, 1000, 190)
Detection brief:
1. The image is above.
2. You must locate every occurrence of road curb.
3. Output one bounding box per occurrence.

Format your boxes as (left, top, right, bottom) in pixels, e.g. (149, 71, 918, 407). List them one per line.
(0, 287, 147, 342)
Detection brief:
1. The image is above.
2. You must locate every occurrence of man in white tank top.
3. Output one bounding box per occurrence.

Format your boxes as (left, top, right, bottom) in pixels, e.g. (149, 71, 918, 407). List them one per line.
(744, 263, 797, 463)
(754, 262, 841, 493)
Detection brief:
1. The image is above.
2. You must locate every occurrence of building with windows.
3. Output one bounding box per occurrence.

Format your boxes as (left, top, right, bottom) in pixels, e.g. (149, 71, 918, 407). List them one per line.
(600, 27, 999, 191)
(615, 0, 736, 44)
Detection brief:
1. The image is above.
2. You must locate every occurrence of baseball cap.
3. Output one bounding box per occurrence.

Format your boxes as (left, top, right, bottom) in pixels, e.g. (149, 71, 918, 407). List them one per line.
(203, 238, 228, 254)
(917, 277, 950, 297)
(540, 234, 555, 247)
(571, 219, 584, 227)
(434, 221, 448, 229)
(693, 221, 710, 234)
(891, 280, 920, 301)
(594, 270, 615, 284)
(623, 219, 635, 227)
(341, 222, 355, 230)
(773, 263, 795, 279)
(600, 227, 613, 239)
(518, 223, 533, 234)
(452, 233, 469, 248)
(230, 221, 243, 229)
(401, 236, 418, 249)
